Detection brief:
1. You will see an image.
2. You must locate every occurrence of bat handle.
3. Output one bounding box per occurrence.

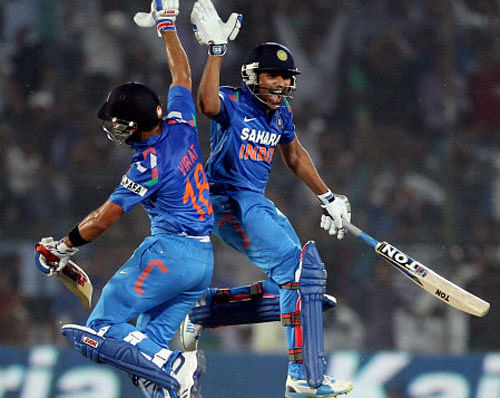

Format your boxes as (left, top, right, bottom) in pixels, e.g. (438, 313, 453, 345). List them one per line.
(343, 221, 379, 249)
(34, 243, 60, 263)
(343, 221, 361, 236)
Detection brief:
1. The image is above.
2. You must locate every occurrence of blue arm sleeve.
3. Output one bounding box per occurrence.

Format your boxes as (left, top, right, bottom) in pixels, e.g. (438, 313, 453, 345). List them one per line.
(165, 85, 196, 126)
(212, 88, 237, 129)
(278, 109, 296, 144)
(108, 152, 161, 212)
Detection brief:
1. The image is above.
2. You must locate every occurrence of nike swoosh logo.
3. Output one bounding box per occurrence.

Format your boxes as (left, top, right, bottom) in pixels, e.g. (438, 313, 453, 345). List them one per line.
(244, 116, 256, 122)
(119, 270, 127, 274)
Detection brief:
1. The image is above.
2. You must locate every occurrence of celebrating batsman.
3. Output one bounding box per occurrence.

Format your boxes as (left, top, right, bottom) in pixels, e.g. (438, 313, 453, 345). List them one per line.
(180, 0, 354, 397)
(34, 1, 213, 397)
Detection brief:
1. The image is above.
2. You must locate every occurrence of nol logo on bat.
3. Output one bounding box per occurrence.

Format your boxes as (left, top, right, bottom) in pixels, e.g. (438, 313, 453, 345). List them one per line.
(376, 242, 428, 278)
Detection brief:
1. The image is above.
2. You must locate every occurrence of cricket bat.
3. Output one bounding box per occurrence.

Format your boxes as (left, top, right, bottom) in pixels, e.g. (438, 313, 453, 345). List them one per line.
(35, 244, 93, 308)
(343, 221, 490, 317)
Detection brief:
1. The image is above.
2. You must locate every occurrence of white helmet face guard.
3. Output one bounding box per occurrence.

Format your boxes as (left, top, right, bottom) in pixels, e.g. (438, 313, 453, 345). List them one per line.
(241, 62, 297, 109)
(102, 117, 138, 144)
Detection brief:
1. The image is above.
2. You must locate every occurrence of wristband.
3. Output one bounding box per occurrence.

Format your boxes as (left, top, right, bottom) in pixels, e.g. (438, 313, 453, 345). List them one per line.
(156, 19, 176, 33)
(317, 190, 334, 205)
(208, 44, 227, 56)
(68, 225, 90, 247)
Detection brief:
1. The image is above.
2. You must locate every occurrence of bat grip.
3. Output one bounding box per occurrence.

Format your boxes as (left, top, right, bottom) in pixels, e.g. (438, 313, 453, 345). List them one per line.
(343, 221, 379, 249)
(343, 221, 361, 236)
(34, 243, 60, 263)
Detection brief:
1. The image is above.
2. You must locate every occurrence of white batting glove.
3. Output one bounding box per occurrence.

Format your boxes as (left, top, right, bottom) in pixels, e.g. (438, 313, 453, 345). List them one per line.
(134, 0, 179, 36)
(190, 0, 242, 56)
(34, 237, 79, 276)
(318, 191, 351, 240)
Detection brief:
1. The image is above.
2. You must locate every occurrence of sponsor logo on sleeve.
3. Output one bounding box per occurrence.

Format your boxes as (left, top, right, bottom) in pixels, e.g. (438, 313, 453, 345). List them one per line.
(120, 175, 148, 197)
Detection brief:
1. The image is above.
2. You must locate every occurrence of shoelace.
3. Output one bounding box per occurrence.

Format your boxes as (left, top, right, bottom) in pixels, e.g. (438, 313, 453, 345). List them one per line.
(130, 374, 156, 389)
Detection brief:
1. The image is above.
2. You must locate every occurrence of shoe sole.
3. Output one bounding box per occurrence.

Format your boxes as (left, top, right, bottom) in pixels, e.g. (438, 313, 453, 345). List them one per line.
(285, 383, 353, 397)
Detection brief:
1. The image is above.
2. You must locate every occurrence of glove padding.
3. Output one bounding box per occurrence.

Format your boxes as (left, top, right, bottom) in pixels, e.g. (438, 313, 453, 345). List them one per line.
(34, 237, 79, 276)
(190, 0, 242, 46)
(134, 0, 179, 35)
(320, 194, 351, 240)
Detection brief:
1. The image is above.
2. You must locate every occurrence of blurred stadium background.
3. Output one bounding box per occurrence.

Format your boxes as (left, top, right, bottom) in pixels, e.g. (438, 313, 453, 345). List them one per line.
(0, 0, 499, 397)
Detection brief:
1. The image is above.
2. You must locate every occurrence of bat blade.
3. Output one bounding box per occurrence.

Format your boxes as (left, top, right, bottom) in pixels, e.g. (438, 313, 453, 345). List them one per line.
(375, 241, 490, 317)
(344, 222, 490, 317)
(56, 260, 93, 308)
(35, 244, 93, 307)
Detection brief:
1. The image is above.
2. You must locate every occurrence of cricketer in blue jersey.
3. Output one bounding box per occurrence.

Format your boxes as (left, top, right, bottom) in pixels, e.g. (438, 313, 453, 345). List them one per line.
(34, 1, 212, 397)
(183, 1, 354, 397)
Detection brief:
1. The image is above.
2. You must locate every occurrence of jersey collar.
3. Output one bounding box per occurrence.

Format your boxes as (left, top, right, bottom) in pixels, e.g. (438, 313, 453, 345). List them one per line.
(128, 120, 167, 150)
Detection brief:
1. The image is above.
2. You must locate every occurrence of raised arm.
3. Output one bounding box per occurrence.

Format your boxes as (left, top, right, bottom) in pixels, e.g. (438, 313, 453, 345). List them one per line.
(190, 0, 242, 116)
(134, 0, 191, 91)
(161, 29, 191, 91)
(197, 56, 223, 116)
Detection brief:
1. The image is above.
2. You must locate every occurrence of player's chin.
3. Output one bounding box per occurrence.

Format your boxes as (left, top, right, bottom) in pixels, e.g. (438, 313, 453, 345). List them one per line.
(266, 96, 282, 109)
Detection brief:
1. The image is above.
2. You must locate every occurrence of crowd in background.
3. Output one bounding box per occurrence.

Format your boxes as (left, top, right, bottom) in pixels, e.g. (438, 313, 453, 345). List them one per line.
(1, 0, 499, 355)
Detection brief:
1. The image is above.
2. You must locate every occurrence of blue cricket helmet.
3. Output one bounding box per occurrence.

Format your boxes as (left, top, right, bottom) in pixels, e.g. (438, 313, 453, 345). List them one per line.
(244, 42, 301, 76)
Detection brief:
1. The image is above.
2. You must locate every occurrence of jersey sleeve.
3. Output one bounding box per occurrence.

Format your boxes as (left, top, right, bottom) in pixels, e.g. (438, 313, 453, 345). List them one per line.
(165, 85, 196, 127)
(278, 106, 296, 144)
(108, 149, 161, 212)
(212, 87, 238, 128)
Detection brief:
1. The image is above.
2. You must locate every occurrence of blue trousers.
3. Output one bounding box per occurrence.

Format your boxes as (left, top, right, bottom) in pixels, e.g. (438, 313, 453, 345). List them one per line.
(211, 191, 305, 378)
(86, 233, 213, 358)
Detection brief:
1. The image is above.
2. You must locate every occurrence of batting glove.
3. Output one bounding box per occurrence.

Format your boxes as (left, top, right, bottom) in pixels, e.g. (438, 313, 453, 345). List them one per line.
(190, 0, 242, 56)
(34, 237, 79, 276)
(318, 191, 351, 240)
(134, 0, 179, 36)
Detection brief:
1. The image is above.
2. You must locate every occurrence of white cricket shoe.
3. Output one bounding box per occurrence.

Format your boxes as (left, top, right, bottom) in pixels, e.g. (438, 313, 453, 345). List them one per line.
(285, 374, 353, 397)
(180, 313, 203, 352)
(171, 351, 199, 398)
(131, 375, 170, 398)
(132, 351, 203, 398)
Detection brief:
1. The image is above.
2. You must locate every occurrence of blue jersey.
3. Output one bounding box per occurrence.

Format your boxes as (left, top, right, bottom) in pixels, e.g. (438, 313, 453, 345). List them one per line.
(204, 83, 296, 195)
(109, 85, 213, 236)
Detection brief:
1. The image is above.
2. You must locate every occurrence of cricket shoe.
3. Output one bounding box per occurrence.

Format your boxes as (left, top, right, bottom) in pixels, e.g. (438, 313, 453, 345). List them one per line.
(285, 375, 353, 397)
(132, 351, 202, 398)
(180, 297, 206, 351)
(171, 351, 200, 398)
(131, 375, 171, 398)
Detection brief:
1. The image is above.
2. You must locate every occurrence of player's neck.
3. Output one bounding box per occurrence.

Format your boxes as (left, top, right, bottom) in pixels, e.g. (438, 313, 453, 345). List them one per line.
(140, 124, 162, 141)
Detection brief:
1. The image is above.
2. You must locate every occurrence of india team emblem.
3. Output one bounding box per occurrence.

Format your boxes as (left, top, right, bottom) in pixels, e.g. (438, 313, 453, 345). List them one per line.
(277, 49, 288, 61)
(276, 115, 283, 129)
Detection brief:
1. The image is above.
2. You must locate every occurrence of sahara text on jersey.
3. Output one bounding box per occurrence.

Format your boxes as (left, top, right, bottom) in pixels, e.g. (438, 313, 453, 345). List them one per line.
(240, 128, 280, 146)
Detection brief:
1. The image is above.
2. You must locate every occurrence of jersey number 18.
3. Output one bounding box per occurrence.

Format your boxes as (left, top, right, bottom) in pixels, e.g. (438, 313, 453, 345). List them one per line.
(183, 163, 213, 221)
